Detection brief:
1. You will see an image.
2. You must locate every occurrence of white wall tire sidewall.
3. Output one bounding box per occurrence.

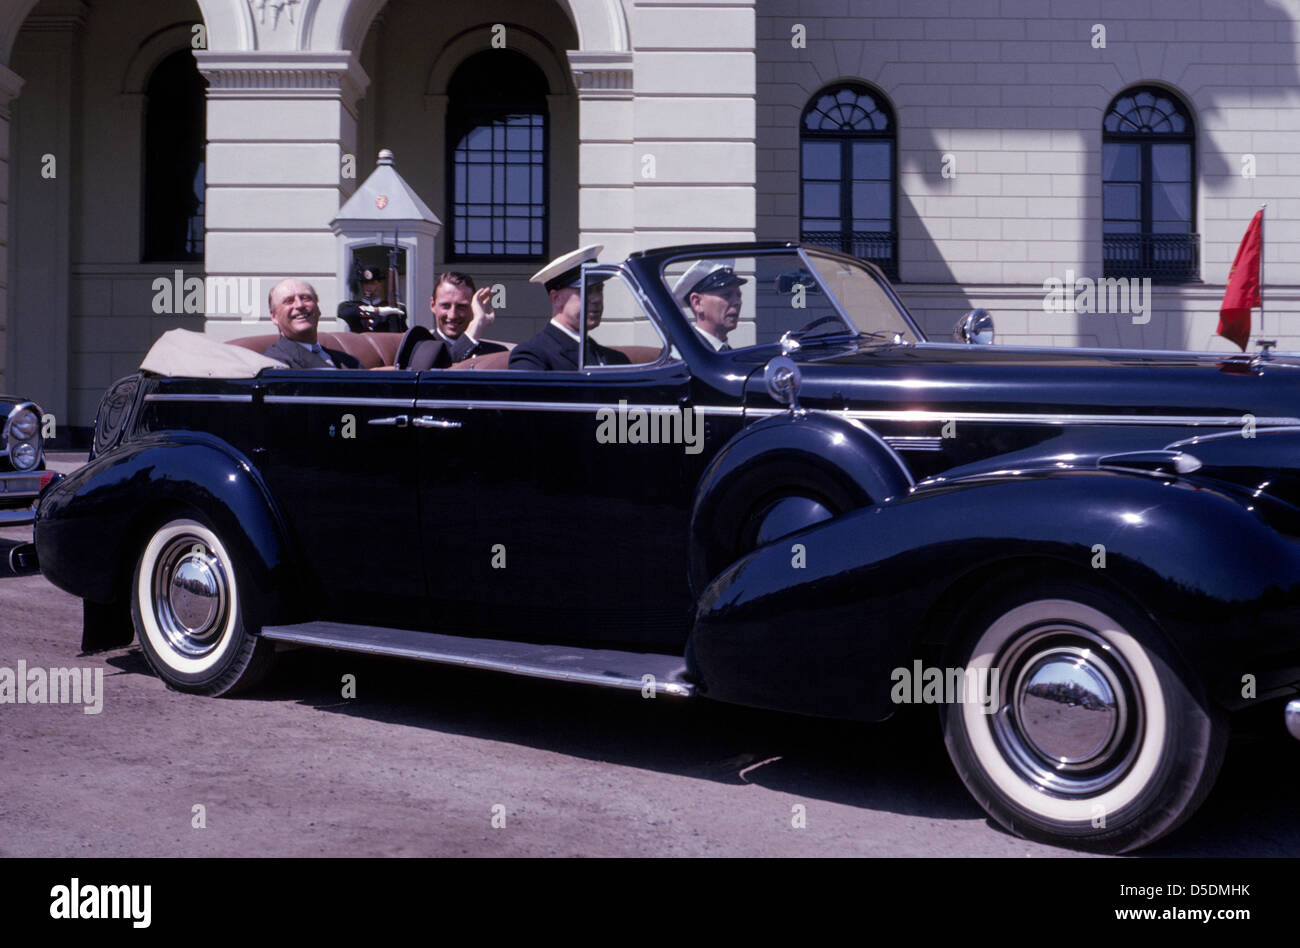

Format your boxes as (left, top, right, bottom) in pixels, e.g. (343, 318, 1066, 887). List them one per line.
(136, 520, 240, 678)
(958, 598, 1167, 824)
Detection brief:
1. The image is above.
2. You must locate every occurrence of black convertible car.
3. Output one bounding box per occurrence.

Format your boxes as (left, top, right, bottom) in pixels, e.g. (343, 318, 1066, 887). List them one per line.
(31, 241, 1300, 853)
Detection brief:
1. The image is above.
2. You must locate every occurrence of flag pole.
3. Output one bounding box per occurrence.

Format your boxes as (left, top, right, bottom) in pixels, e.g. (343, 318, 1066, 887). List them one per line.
(1258, 203, 1266, 339)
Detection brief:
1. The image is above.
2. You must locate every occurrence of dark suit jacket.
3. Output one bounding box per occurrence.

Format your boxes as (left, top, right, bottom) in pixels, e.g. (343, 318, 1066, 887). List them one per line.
(263, 336, 362, 369)
(507, 323, 630, 371)
(441, 331, 508, 363)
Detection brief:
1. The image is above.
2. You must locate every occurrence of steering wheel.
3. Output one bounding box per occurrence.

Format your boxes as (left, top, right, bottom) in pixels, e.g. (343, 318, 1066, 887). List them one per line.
(792, 314, 842, 335)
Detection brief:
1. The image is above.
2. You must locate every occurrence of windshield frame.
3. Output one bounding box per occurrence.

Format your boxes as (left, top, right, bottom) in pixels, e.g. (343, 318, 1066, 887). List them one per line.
(657, 244, 926, 353)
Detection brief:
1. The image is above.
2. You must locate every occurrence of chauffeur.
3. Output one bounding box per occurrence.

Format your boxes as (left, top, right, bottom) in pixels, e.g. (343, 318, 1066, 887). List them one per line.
(430, 271, 508, 362)
(508, 245, 630, 371)
(671, 259, 747, 351)
(263, 278, 362, 369)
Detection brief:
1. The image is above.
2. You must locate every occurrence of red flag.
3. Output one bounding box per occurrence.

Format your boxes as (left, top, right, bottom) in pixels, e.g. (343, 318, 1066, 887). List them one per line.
(1217, 210, 1263, 351)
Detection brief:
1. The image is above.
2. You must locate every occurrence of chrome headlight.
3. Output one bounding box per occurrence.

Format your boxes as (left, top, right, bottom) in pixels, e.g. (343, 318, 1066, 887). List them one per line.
(7, 404, 41, 471)
(9, 408, 38, 441)
(11, 441, 37, 469)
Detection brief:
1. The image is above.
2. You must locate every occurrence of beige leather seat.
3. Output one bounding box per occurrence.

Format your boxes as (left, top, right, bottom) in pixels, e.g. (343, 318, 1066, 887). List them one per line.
(225, 334, 662, 371)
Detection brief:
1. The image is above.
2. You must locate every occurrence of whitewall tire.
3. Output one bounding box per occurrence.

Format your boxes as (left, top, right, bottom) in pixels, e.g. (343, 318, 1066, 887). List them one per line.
(131, 518, 274, 696)
(941, 579, 1226, 853)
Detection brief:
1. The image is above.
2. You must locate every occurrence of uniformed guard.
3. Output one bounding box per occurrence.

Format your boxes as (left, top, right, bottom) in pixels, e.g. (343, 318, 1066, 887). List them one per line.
(338, 263, 408, 333)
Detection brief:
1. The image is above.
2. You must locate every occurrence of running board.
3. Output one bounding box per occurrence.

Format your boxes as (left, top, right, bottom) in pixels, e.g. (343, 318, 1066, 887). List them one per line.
(258, 621, 695, 697)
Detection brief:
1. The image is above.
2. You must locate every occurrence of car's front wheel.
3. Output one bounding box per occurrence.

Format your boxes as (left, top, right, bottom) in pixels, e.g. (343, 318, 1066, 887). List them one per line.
(131, 517, 274, 696)
(941, 579, 1226, 853)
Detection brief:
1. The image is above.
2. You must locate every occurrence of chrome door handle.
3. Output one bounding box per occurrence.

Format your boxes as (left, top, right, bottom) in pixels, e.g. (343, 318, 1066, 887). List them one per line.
(368, 415, 409, 427)
(412, 416, 462, 429)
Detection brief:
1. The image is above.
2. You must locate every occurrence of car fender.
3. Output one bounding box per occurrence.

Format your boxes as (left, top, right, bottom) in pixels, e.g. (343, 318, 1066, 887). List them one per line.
(35, 434, 290, 616)
(689, 468, 1300, 720)
(688, 409, 913, 596)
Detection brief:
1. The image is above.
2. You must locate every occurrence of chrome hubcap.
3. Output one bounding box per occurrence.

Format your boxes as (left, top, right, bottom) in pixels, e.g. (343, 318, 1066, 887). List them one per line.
(152, 536, 230, 657)
(990, 623, 1141, 797)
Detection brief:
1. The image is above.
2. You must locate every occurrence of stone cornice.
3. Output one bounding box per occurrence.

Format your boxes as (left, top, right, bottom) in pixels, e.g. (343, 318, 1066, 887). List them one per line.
(567, 50, 633, 99)
(18, 0, 88, 33)
(194, 51, 369, 116)
(0, 63, 24, 112)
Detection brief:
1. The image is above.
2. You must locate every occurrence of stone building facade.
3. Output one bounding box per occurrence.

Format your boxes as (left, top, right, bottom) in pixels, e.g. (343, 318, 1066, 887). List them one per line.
(1, 0, 1296, 431)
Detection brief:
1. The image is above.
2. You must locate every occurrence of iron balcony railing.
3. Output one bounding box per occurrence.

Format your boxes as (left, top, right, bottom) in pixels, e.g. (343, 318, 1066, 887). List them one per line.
(801, 230, 898, 280)
(1103, 232, 1200, 282)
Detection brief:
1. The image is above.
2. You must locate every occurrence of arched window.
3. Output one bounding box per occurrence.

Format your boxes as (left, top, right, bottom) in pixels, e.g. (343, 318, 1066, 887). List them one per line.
(143, 49, 206, 261)
(447, 50, 548, 260)
(1102, 86, 1198, 281)
(799, 83, 896, 278)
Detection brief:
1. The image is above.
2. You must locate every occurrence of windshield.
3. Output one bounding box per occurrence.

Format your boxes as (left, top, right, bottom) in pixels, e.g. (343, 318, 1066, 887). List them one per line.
(660, 249, 920, 351)
(801, 248, 920, 343)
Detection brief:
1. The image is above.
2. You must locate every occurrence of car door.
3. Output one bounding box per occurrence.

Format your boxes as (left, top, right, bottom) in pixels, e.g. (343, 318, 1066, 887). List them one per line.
(414, 266, 701, 651)
(256, 367, 425, 628)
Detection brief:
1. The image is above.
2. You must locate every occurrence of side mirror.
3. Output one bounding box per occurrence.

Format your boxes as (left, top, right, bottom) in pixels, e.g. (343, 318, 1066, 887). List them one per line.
(954, 308, 995, 345)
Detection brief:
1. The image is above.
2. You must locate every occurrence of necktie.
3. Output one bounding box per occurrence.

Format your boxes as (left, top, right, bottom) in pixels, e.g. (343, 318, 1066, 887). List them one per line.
(718, 343, 731, 352)
(312, 345, 337, 368)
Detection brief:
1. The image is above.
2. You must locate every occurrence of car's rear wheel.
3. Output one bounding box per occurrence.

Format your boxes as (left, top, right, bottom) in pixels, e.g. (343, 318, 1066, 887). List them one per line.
(940, 579, 1226, 853)
(131, 517, 274, 696)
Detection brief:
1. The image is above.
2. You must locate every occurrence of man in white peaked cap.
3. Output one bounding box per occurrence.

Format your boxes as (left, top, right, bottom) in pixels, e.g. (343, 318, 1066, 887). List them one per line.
(508, 245, 631, 371)
(671, 259, 747, 352)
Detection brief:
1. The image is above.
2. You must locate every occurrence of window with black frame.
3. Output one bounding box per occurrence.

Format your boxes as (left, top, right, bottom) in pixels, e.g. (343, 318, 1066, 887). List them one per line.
(1102, 86, 1198, 282)
(142, 49, 206, 262)
(799, 83, 897, 279)
(447, 50, 548, 261)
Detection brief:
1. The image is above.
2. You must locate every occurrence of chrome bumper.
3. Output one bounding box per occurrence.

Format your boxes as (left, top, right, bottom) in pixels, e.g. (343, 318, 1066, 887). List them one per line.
(0, 469, 62, 527)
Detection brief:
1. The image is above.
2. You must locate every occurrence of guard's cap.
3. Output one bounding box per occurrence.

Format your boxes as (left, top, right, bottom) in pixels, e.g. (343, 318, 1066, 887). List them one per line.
(530, 244, 604, 292)
(671, 259, 747, 304)
(356, 264, 388, 282)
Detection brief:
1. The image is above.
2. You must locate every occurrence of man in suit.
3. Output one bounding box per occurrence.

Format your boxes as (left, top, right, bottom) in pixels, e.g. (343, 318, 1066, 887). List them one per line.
(671, 259, 747, 352)
(262, 278, 362, 369)
(508, 245, 630, 371)
(430, 271, 508, 362)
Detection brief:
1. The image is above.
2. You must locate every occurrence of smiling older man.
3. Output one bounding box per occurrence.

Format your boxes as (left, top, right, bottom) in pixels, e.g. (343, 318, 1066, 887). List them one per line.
(262, 278, 361, 369)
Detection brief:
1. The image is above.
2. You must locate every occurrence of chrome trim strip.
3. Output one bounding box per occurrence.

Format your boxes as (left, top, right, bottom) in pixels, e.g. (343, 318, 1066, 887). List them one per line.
(262, 395, 414, 407)
(415, 398, 687, 414)
(740, 407, 1299, 427)
(258, 626, 695, 696)
(1166, 425, 1300, 448)
(884, 436, 944, 452)
(147, 392, 1298, 430)
(145, 393, 255, 404)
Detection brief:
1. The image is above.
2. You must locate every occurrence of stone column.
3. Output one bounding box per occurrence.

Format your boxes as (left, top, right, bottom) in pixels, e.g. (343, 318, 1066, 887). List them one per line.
(195, 51, 369, 337)
(568, 50, 635, 262)
(0, 63, 24, 391)
(7, 0, 85, 424)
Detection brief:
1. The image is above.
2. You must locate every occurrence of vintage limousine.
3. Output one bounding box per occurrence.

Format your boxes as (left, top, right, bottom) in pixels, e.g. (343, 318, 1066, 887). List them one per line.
(30, 241, 1300, 853)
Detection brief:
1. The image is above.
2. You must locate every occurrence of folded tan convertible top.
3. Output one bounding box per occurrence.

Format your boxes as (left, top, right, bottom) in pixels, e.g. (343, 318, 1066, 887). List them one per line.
(140, 328, 286, 378)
